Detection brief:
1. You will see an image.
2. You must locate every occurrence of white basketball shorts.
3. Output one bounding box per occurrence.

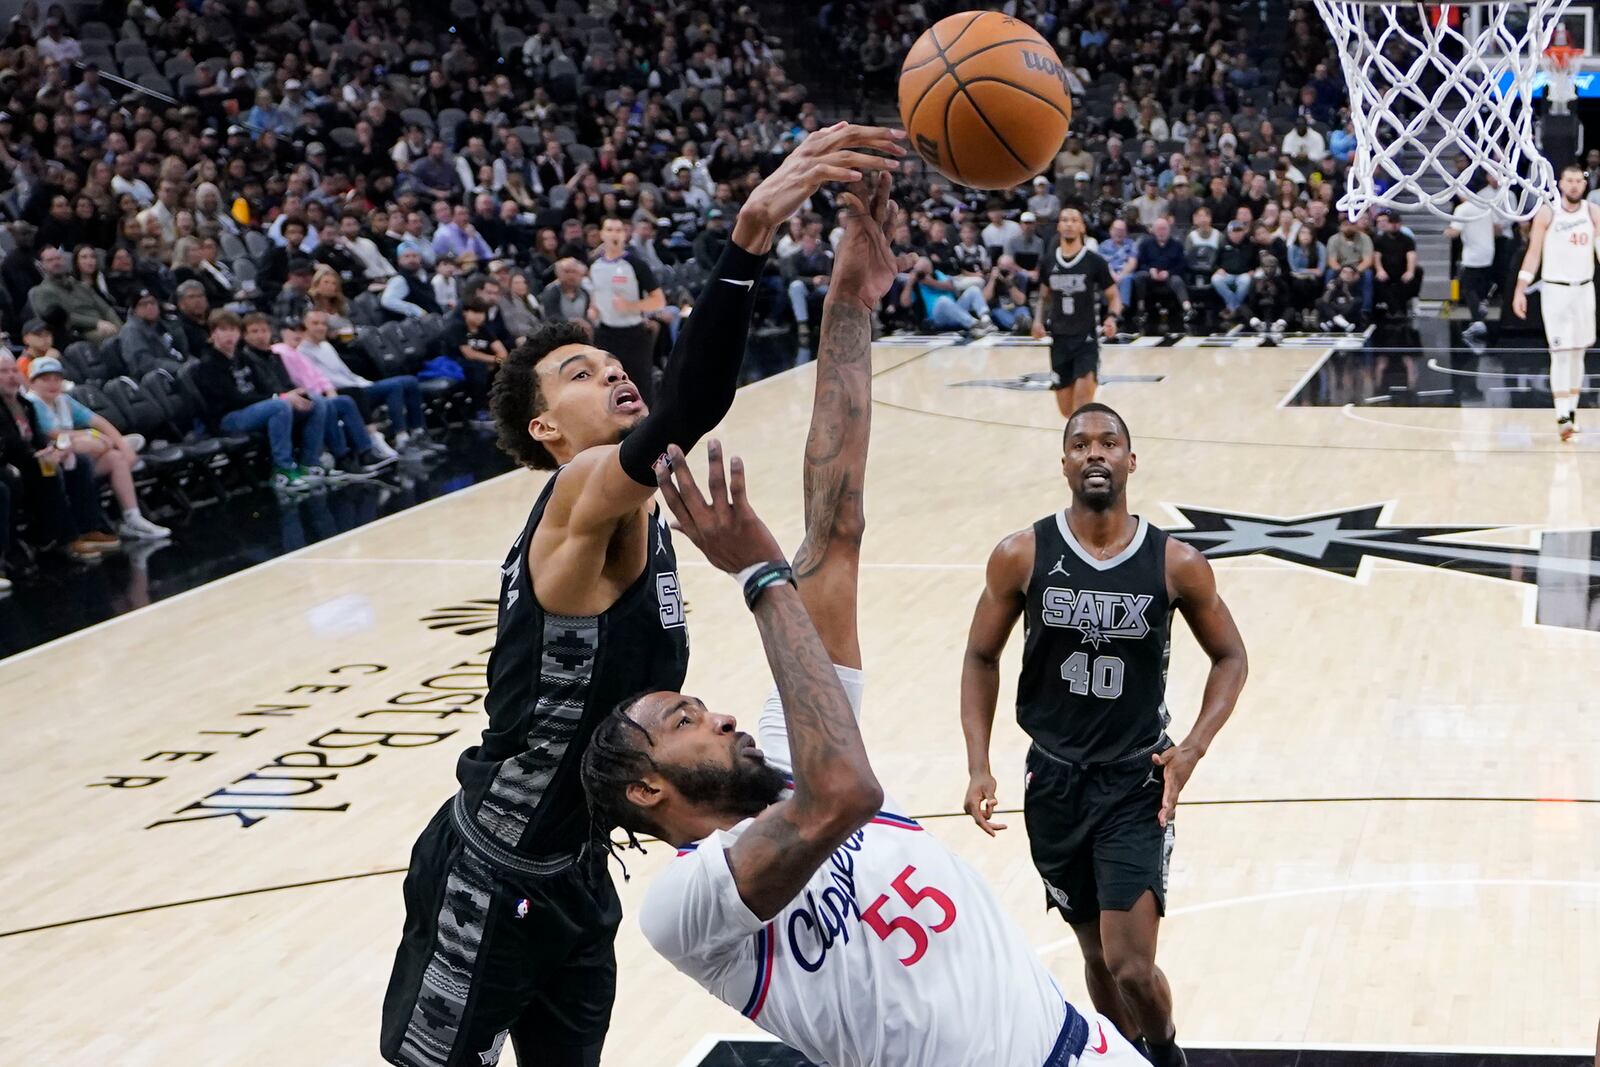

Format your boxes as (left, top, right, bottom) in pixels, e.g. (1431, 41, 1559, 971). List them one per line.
(1540, 280, 1596, 352)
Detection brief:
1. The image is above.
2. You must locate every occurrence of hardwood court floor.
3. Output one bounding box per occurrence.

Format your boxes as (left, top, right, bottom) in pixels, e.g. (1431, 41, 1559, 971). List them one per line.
(0, 341, 1595, 1065)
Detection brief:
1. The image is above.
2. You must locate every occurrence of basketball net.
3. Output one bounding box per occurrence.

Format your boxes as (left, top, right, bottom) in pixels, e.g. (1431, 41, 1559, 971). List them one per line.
(1312, 0, 1574, 220)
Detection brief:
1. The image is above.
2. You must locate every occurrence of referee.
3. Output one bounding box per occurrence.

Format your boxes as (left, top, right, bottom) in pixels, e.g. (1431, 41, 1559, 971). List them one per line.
(589, 216, 666, 406)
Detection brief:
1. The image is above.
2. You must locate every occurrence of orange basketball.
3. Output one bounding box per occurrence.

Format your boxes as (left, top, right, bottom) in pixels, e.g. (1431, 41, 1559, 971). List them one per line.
(898, 11, 1073, 191)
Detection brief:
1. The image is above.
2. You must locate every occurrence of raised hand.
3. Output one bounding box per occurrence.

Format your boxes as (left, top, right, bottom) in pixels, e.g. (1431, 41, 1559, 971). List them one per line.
(830, 171, 901, 311)
(654, 441, 785, 573)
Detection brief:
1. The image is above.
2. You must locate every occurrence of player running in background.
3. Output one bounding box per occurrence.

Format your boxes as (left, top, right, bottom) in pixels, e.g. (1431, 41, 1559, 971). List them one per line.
(960, 404, 1248, 1067)
(1034, 207, 1122, 418)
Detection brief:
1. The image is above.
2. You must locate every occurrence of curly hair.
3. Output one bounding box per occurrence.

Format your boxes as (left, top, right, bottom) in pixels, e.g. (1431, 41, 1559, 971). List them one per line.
(489, 319, 594, 470)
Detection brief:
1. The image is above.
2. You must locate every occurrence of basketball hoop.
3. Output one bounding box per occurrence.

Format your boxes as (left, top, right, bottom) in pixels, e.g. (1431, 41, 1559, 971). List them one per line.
(1312, 0, 1574, 221)
(1543, 41, 1583, 114)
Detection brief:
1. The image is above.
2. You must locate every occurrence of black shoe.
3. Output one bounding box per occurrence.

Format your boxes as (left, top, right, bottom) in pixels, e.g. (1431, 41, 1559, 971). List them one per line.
(360, 448, 398, 472)
(338, 455, 380, 479)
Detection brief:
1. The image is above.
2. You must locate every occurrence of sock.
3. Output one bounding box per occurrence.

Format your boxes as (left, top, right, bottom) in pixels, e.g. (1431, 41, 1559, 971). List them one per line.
(1146, 1035, 1187, 1067)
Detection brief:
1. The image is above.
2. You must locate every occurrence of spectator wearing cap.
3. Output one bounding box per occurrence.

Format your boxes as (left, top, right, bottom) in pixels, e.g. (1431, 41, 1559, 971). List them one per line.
(27, 355, 170, 540)
(17, 318, 58, 380)
(271, 259, 316, 324)
(1212, 219, 1260, 320)
(29, 246, 121, 344)
(538, 258, 593, 330)
(0, 349, 116, 567)
(380, 241, 442, 320)
(194, 309, 323, 492)
(1004, 212, 1045, 282)
(1028, 178, 1060, 221)
(692, 208, 731, 270)
(589, 216, 666, 407)
(298, 308, 432, 455)
(1062, 172, 1093, 213)
(120, 289, 194, 379)
(1281, 115, 1328, 166)
(1372, 211, 1420, 320)
(782, 227, 834, 343)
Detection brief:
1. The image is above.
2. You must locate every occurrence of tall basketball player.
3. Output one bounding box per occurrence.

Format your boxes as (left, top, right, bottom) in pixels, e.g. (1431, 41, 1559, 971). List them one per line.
(581, 177, 1146, 1067)
(1513, 163, 1597, 442)
(1034, 208, 1122, 418)
(959, 404, 1249, 1067)
(379, 123, 904, 1067)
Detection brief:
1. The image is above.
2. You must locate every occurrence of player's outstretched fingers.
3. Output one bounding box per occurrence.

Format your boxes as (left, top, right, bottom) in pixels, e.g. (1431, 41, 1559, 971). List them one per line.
(657, 445, 707, 533)
(727, 453, 747, 509)
(705, 438, 729, 509)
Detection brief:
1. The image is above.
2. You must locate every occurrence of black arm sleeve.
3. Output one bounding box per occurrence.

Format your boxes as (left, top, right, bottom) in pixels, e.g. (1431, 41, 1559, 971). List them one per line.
(617, 239, 767, 485)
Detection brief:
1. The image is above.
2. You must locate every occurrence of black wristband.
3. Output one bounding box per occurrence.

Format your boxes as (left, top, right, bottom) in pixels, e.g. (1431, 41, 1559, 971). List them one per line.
(742, 561, 795, 610)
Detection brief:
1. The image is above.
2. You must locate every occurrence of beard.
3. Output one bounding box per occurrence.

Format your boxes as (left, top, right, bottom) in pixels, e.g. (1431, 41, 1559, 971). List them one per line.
(662, 753, 787, 820)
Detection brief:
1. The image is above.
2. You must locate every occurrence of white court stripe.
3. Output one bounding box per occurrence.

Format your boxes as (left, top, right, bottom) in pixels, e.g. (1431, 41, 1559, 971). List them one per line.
(1035, 876, 1600, 958)
(1426, 357, 1600, 385)
(1339, 402, 1598, 442)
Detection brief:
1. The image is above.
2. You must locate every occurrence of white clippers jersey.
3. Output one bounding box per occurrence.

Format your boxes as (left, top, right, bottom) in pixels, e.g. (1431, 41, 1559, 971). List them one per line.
(1542, 202, 1597, 283)
(638, 668, 1075, 1067)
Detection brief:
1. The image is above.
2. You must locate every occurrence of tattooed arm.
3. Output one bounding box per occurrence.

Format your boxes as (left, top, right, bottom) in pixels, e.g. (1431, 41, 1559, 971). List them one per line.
(792, 174, 900, 669)
(656, 444, 883, 920)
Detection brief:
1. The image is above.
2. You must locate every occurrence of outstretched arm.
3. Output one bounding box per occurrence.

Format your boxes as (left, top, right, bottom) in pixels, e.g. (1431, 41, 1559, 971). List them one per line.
(960, 530, 1034, 836)
(791, 173, 901, 668)
(657, 444, 882, 921)
(1151, 537, 1248, 827)
(545, 124, 907, 540)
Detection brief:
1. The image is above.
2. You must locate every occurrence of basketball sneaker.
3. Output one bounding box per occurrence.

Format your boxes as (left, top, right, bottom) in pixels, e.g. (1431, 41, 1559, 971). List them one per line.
(1558, 414, 1578, 442)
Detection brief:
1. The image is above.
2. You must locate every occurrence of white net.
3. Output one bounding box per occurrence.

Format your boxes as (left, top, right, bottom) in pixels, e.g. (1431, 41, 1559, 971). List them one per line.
(1312, 0, 1573, 220)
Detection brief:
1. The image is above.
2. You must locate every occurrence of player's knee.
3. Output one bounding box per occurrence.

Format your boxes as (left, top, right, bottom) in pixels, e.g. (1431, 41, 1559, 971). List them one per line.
(1108, 951, 1158, 996)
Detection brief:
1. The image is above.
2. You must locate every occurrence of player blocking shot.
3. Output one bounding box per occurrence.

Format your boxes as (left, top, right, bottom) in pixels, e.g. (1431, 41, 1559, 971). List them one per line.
(580, 179, 1146, 1067)
(379, 123, 904, 1067)
(1514, 163, 1598, 442)
(960, 405, 1249, 1067)
(1034, 207, 1122, 419)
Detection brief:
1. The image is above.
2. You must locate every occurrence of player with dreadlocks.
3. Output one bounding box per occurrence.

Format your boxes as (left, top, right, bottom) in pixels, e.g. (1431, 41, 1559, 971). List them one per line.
(580, 177, 1145, 1067)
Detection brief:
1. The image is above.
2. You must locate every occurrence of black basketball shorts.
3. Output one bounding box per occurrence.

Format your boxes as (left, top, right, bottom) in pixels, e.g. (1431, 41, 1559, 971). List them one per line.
(1050, 335, 1101, 388)
(1021, 740, 1175, 925)
(380, 803, 621, 1067)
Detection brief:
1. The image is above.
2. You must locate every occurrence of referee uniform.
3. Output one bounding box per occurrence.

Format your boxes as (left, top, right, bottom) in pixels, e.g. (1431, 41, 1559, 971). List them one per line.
(588, 250, 661, 407)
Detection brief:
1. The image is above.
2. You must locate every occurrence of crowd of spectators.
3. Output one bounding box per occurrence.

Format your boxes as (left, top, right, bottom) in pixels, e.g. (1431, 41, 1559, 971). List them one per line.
(809, 0, 1446, 341)
(0, 0, 845, 593)
(0, 0, 1483, 595)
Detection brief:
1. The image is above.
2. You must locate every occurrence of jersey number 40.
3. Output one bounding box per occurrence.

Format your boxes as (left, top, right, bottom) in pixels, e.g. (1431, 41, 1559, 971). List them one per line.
(1061, 651, 1125, 699)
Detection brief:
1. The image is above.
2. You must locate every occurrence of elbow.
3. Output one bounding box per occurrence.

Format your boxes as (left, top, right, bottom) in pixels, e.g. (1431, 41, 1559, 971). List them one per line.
(830, 780, 885, 833)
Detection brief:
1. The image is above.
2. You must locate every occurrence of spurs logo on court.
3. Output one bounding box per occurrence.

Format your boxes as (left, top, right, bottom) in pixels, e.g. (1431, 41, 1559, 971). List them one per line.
(419, 599, 499, 636)
(1169, 503, 1600, 634)
(1040, 588, 1153, 648)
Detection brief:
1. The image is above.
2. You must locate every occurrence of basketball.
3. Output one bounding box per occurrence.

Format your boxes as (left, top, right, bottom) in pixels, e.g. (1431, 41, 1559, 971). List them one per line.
(897, 11, 1073, 190)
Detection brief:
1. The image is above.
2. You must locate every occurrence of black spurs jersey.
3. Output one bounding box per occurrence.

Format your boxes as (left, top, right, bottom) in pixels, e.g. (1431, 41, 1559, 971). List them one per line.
(1040, 245, 1114, 337)
(454, 474, 690, 860)
(1016, 511, 1173, 764)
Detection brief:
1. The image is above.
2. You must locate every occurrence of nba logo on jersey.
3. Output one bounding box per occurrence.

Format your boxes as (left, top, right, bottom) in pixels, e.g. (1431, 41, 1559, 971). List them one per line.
(514, 898, 529, 919)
